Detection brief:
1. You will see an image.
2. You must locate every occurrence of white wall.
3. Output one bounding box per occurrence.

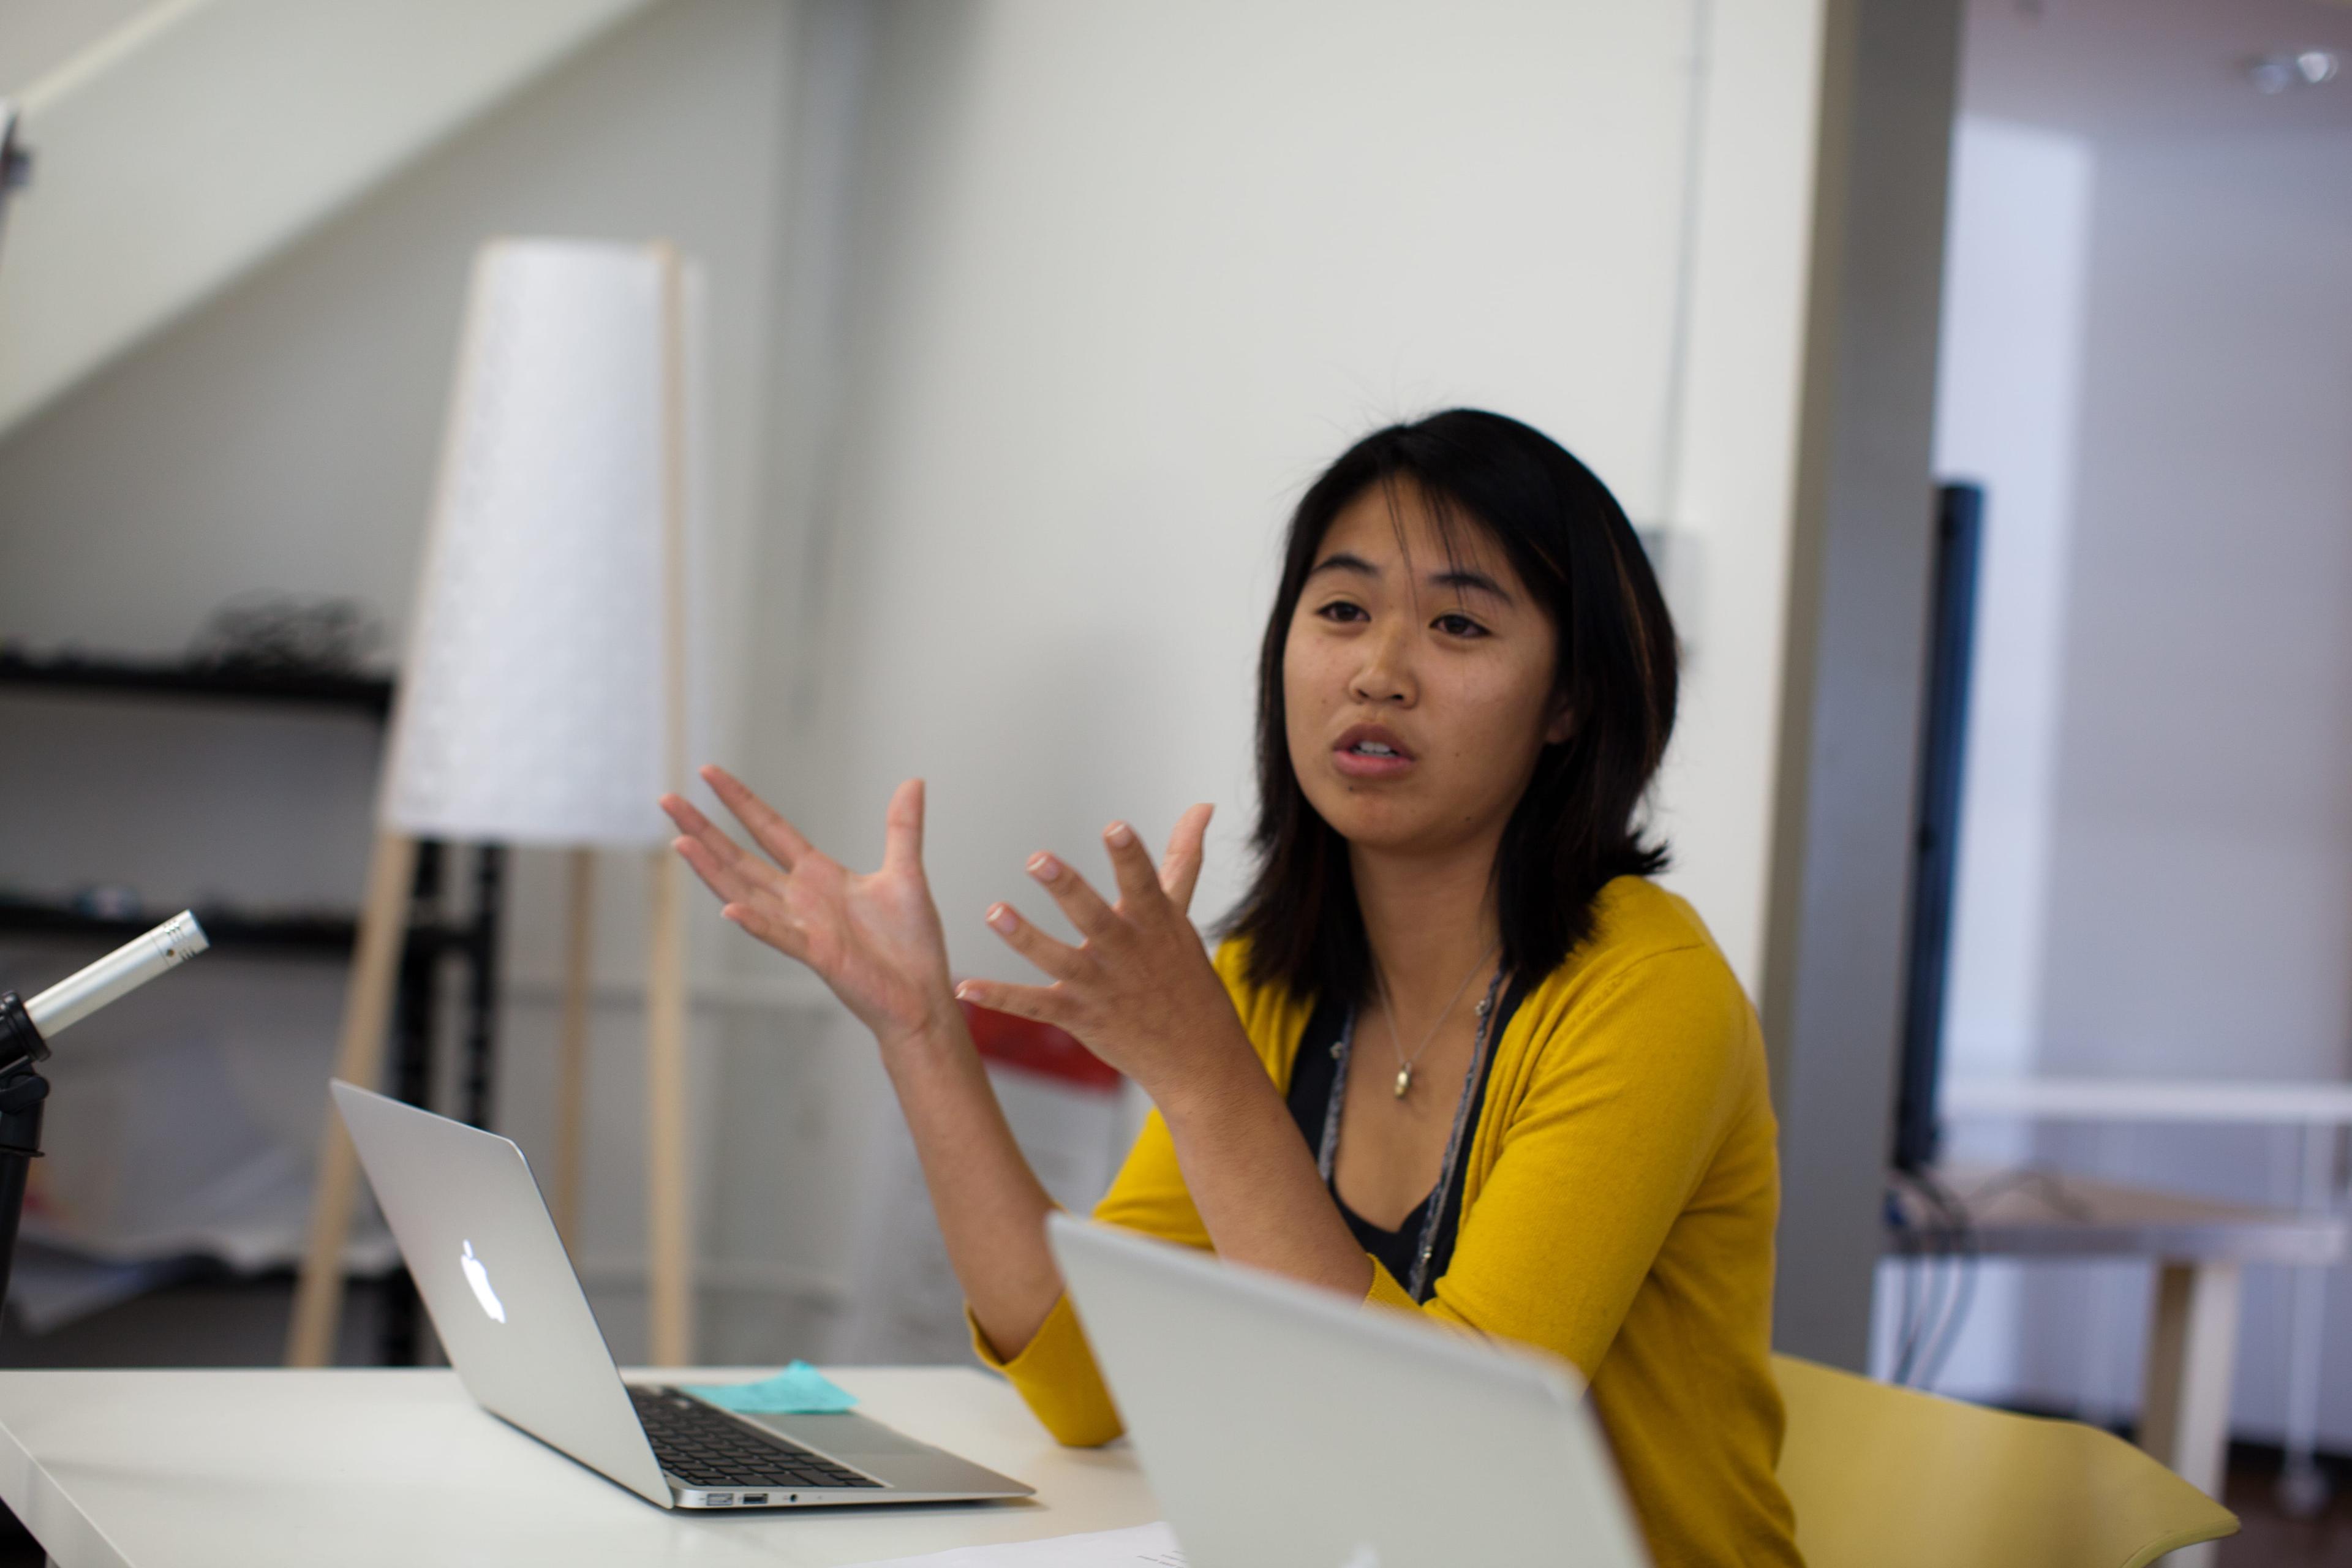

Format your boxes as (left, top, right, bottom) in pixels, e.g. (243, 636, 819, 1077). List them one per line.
(1933, 119, 2093, 1088)
(2043, 132, 2352, 1092)
(2034, 127, 2352, 1446)
(1916, 119, 2352, 1443)
(763, 0, 1823, 987)
(737, 0, 1829, 1356)
(1646, 0, 1829, 1000)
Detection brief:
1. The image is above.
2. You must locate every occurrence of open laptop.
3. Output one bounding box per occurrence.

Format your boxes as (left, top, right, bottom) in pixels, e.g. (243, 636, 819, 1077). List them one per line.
(1047, 1214, 1651, 1567)
(332, 1080, 1032, 1510)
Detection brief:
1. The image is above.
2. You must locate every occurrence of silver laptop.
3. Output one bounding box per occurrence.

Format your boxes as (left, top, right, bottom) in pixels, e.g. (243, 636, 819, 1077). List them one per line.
(1047, 1214, 1651, 1567)
(333, 1080, 1032, 1510)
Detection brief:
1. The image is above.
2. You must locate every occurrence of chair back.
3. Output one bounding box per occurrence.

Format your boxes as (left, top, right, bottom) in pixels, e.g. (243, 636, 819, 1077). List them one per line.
(1773, 1354, 2237, 1568)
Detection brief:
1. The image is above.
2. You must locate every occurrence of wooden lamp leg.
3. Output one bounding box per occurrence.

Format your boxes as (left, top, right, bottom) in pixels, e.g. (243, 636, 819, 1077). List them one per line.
(552, 847, 597, 1247)
(644, 848, 693, 1366)
(643, 239, 696, 1368)
(287, 829, 418, 1367)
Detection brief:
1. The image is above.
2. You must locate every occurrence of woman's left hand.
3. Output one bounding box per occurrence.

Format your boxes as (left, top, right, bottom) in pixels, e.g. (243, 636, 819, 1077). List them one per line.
(954, 805, 1256, 1104)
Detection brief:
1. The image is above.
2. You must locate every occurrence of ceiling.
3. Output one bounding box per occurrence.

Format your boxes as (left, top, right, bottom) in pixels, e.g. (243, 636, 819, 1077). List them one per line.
(0, 0, 156, 97)
(1962, 0, 2352, 139)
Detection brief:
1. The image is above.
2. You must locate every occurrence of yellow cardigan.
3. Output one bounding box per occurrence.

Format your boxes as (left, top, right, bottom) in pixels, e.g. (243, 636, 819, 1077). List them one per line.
(974, 877, 1803, 1568)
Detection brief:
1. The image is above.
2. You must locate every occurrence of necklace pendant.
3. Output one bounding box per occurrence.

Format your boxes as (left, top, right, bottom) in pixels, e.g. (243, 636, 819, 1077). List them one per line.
(1394, 1065, 1412, 1098)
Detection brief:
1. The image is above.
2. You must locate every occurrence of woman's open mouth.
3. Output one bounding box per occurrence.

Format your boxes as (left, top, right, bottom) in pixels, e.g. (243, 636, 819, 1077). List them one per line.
(1332, 724, 1416, 780)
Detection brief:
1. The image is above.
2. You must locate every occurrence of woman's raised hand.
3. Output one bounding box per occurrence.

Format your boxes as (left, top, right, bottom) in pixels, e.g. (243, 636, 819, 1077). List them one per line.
(663, 766, 956, 1054)
(955, 804, 1259, 1101)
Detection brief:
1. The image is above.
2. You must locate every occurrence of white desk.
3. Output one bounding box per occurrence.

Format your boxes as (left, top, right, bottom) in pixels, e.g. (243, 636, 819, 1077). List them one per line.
(0, 1366, 1159, 1567)
(1945, 1076, 2352, 1128)
(1946, 1076, 2352, 1518)
(1893, 1165, 2343, 1493)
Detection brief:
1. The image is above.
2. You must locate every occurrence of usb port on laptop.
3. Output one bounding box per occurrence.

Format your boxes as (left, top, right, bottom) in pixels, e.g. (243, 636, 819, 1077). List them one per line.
(704, 1493, 734, 1506)
(741, 1493, 769, 1504)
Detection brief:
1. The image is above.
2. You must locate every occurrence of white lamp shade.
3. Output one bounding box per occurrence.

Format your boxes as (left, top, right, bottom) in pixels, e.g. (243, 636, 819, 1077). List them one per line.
(383, 238, 706, 847)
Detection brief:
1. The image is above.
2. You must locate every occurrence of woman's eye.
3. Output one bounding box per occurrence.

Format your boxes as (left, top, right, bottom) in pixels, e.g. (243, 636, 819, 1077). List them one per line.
(1433, 612, 1487, 638)
(1316, 600, 1368, 624)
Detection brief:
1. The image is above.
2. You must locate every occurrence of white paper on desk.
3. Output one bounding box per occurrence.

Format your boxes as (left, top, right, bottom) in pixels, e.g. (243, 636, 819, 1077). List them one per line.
(845, 1521, 1186, 1568)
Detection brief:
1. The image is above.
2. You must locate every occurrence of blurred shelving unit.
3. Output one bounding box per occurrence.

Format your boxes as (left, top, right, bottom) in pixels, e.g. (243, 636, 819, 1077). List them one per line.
(0, 647, 499, 1365)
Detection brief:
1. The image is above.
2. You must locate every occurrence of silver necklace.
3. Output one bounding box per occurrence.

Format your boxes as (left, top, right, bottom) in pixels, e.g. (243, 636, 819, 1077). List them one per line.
(1317, 968, 1509, 1302)
(1379, 943, 1499, 1098)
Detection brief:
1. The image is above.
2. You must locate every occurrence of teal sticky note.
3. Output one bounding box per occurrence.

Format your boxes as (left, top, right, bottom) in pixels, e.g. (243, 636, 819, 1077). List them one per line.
(682, 1361, 858, 1414)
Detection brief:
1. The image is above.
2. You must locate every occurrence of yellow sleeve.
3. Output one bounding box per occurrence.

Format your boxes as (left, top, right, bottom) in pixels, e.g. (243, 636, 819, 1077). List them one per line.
(967, 1101, 1205, 1444)
(969, 940, 1295, 1446)
(1403, 943, 1758, 1379)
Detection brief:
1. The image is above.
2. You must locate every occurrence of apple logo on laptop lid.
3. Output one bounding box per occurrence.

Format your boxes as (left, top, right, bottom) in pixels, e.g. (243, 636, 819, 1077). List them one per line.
(461, 1239, 507, 1324)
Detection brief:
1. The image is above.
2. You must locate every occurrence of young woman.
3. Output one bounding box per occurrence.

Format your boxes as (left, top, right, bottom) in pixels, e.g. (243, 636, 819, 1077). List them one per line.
(663, 410, 1801, 1567)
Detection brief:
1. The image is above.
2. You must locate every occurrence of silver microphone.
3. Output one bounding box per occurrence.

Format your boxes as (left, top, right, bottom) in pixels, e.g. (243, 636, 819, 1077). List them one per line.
(23, 911, 209, 1038)
(0, 916, 211, 1313)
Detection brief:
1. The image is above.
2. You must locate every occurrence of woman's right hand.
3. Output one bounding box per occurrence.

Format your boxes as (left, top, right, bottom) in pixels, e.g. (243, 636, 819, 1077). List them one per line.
(663, 766, 956, 1055)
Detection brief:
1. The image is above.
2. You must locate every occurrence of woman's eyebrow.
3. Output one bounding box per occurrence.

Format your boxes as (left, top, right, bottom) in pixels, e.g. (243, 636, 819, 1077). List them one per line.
(1305, 551, 1380, 581)
(1428, 566, 1515, 606)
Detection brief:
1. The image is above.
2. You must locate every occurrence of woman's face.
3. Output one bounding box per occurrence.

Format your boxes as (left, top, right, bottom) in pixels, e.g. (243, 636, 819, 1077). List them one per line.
(1283, 482, 1569, 861)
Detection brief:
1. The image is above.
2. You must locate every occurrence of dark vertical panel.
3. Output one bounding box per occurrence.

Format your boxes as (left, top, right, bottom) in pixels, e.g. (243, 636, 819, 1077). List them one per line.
(381, 838, 445, 1367)
(1892, 483, 1983, 1174)
(461, 843, 504, 1131)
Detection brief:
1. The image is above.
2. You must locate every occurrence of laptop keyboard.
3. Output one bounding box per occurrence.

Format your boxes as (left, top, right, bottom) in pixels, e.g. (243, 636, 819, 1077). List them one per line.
(629, 1385, 884, 1491)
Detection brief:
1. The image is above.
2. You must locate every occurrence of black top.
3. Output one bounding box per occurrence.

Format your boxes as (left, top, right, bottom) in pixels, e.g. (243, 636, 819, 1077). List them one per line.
(1282, 976, 1529, 1300)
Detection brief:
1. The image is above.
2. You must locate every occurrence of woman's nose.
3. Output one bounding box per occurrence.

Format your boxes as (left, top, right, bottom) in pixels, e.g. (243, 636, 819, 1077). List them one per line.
(1349, 621, 1416, 705)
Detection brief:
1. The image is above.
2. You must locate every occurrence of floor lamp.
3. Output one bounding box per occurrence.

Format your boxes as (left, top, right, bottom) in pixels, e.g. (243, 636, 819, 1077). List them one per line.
(287, 238, 707, 1368)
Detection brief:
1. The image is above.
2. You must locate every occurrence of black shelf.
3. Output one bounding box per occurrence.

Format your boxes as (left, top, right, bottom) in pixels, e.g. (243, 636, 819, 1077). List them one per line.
(0, 899, 502, 961)
(0, 650, 393, 717)
(2, 646, 501, 1368)
(0, 650, 396, 957)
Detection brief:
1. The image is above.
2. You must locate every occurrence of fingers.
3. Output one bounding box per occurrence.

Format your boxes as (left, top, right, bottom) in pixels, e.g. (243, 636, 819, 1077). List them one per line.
(720, 904, 815, 970)
(952, 976, 1074, 1032)
(667, 835, 808, 961)
(669, 834, 810, 961)
(1017, 807, 1207, 939)
(671, 827, 763, 907)
(1158, 802, 1214, 914)
(883, 777, 926, 874)
(663, 787, 807, 957)
(1025, 852, 1120, 940)
(660, 790, 723, 845)
(700, 764, 815, 870)
(1101, 818, 1164, 913)
(663, 794, 756, 871)
(983, 900, 1087, 981)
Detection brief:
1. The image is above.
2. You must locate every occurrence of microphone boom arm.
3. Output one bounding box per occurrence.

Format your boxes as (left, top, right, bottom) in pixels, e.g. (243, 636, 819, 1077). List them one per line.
(0, 913, 211, 1313)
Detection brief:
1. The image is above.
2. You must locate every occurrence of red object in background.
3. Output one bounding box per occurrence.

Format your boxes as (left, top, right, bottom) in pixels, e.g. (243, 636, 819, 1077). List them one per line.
(959, 998, 1123, 1093)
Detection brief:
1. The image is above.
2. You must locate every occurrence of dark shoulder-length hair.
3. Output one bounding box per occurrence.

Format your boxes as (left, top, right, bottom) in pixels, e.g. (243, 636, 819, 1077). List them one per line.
(1221, 409, 1678, 1006)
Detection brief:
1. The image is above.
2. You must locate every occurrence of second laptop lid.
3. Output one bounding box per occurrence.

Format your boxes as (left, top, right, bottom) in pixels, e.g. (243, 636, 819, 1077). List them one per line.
(1047, 1215, 1650, 1568)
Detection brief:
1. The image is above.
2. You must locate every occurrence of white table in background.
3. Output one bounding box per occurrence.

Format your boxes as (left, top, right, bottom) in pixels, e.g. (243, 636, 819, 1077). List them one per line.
(1945, 1077, 2352, 1513)
(0, 1365, 1159, 1568)
(1894, 1163, 2342, 1491)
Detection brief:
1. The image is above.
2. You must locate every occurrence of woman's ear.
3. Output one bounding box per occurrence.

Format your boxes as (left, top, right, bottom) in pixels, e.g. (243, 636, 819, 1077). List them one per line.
(1544, 695, 1575, 745)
